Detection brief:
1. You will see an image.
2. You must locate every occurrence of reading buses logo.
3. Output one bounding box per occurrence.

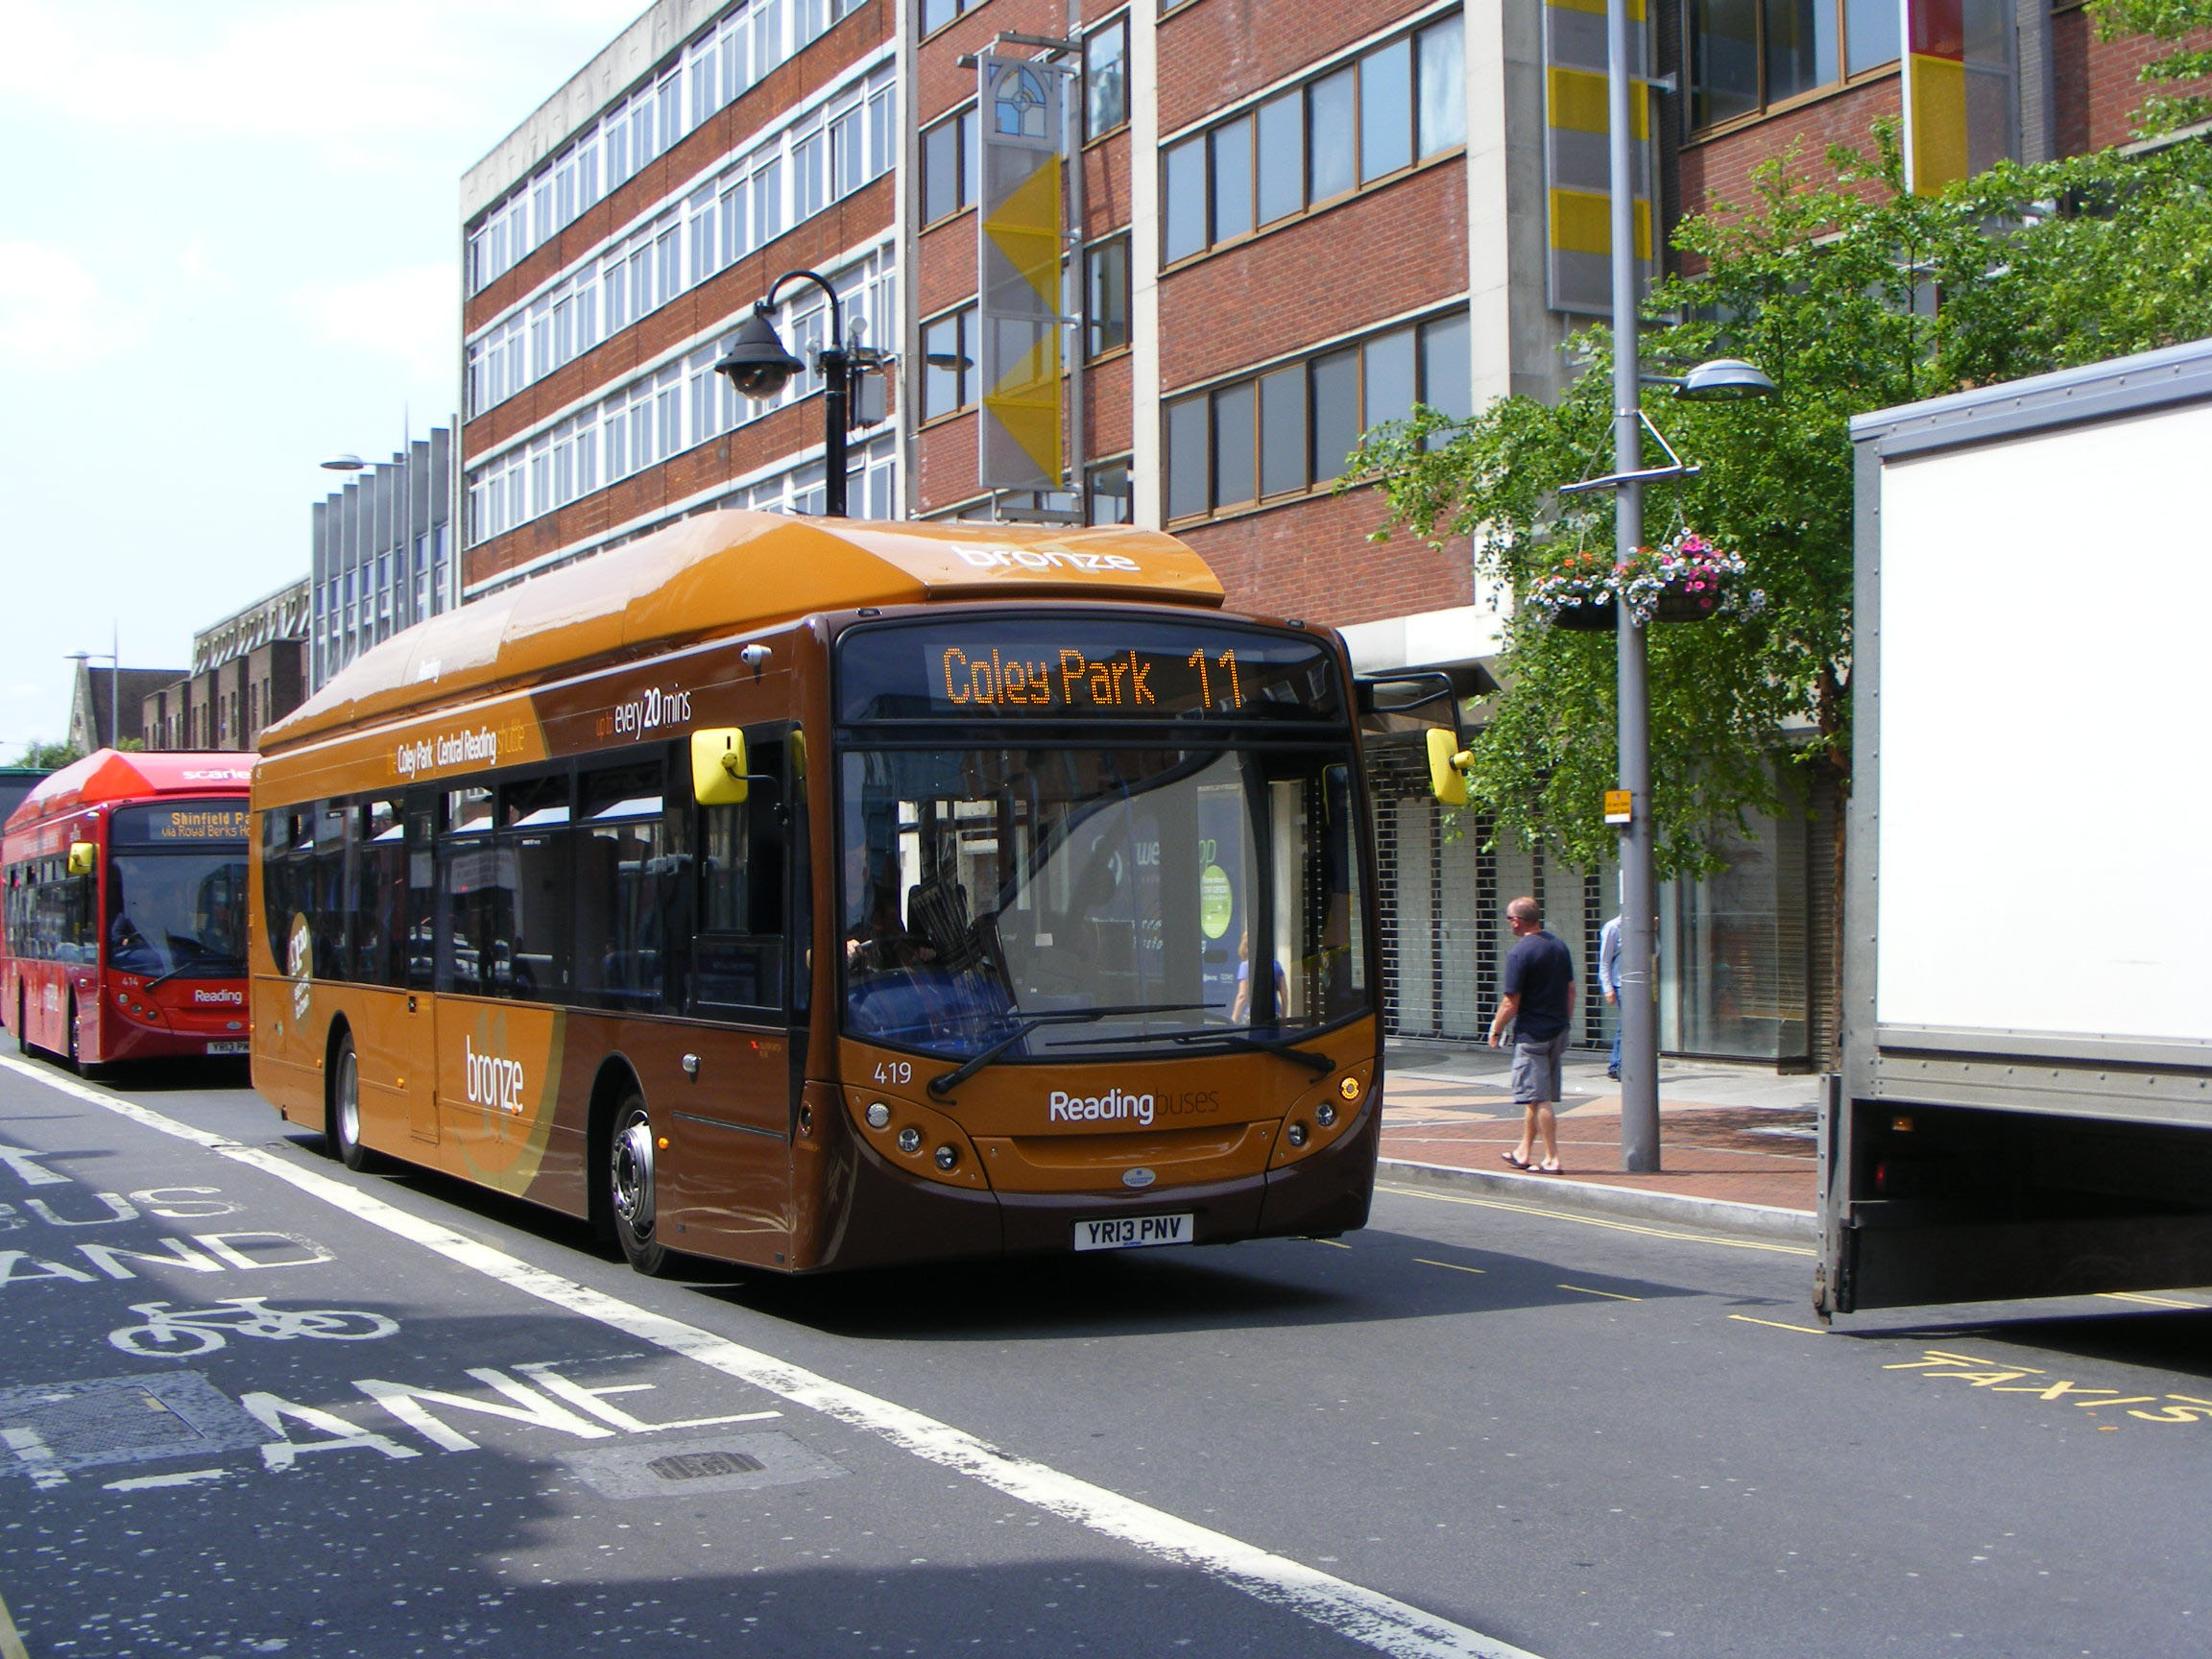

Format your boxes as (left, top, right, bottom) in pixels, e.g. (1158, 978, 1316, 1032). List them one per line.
(1046, 1085, 1220, 1127)
(286, 913, 312, 1024)
(464, 1038, 526, 1116)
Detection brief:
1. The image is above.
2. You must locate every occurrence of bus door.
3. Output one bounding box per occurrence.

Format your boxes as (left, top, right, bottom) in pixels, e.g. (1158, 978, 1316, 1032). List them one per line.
(656, 730, 795, 1262)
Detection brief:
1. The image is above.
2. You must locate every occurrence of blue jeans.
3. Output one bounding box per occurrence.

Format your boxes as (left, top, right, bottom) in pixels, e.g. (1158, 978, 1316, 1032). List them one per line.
(1608, 1026, 1621, 1076)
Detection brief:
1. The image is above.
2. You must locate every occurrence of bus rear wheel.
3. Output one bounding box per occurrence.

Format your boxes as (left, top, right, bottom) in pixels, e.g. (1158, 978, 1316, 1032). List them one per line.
(610, 1094, 674, 1277)
(329, 1032, 376, 1172)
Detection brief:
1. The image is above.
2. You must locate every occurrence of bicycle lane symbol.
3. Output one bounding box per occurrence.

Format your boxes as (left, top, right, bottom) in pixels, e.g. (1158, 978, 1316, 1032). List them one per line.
(108, 1298, 399, 1358)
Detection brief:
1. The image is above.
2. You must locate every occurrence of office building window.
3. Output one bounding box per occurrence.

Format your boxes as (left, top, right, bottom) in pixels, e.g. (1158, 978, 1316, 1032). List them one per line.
(1086, 236, 1130, 357)
(922, 106, 977, 224)
(1086, 459, 1134, 524)
(1085, 15, 1129, 139)
(1160, 14, 1464, 265)
(1688, 0, 1901, 130)
(921, 306, 975, 421)
(921, 0, 972, 34)
(1163, 309, 1473, 522)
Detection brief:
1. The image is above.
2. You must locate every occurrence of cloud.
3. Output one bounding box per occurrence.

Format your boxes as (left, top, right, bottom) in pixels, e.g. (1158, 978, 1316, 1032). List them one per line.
(0, 242, 143, 370)
(286, 264, 460, 385)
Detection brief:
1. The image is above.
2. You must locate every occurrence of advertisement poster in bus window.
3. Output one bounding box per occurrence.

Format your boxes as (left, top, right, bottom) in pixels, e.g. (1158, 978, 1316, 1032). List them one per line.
(1198, 783, 1243, 1017)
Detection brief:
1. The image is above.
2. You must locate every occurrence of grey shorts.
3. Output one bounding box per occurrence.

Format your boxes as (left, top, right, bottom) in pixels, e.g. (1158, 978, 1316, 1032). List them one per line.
(1510, 1031, 1571, 1104)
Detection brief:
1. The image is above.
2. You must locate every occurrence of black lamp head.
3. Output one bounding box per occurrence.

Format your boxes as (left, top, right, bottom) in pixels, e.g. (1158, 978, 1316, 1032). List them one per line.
(714, 306, 805, 401)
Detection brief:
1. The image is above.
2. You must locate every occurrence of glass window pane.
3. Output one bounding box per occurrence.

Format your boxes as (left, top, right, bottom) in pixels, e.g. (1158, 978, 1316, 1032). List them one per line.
(1845, 0, 1901, 73)
(1164, 135, 1208, 261)
(1310, 349, 1361, 483)
(1084, 18, 1128, 137)
(1166, 396, 1211, 519)
(1087, 238, 1129, 357)
(1259, 367, 1307, 497)
(1309, 68, 1356, 202)
(1364, 327, 1417, 430)
(923, 310, 968, 418)
(1257, 94, 1304, 225)
(924, 117, 960, 223)
(1689, 0, 1762, 126)
(1086, 460, 1133, 524)
(1213, 381, 1257, 508)
(1417, 16, 1466, 156)
(1360, 39, 1413, 182)
(1419, 313, 1473, 421)
(1211, 116, 1253, 243)
(1764, 0, 1838, 104)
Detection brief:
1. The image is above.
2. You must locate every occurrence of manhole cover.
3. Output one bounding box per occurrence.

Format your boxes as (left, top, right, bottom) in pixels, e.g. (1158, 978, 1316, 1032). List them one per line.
(562, 1431, 846, 1501)
(0, 1373, 267, 1484)
(650, 1450, 766, 1480)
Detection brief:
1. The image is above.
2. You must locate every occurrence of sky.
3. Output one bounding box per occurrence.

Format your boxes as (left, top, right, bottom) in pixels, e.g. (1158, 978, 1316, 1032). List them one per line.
(0, 0, 654, 758)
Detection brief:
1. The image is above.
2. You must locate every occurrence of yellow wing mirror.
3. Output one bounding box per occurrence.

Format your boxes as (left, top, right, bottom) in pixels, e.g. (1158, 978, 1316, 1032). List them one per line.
(1426, 728, 1473, 807)
(691, 728, 751, 805)
(66, 841, 98, 878)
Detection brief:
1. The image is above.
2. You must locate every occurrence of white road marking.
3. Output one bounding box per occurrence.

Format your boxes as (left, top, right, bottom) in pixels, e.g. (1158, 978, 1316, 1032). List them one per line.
(104, 1468, 229, 1491)
(0, 1053, 1542, 1659)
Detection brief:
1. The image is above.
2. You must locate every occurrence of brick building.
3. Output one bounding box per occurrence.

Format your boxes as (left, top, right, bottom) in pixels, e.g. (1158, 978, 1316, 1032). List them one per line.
(457, 0, 2205, 1070)
(141, 581, 311, 754)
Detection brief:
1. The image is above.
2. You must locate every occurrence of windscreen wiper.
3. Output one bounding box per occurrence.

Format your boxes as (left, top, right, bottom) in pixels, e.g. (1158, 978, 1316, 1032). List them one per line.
(926, 1001, 1211, 1099)
(1044, 1022, 1337, 1076)
(144, 952, 247, 993)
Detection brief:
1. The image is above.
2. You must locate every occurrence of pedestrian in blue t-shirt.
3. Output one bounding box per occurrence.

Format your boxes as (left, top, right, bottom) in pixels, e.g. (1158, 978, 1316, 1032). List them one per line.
(1488, 895, 1575, 1173)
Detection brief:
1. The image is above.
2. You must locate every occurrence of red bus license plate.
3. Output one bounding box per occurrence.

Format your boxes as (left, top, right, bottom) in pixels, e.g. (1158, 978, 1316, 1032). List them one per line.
(205, 1041, 250, 1055)
(1074, 1213, 1193, 1252)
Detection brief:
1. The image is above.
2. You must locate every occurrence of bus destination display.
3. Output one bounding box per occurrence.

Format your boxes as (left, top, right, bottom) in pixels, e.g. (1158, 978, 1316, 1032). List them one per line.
(110, 803, 252, 846)
(839, 621, 1340, 723)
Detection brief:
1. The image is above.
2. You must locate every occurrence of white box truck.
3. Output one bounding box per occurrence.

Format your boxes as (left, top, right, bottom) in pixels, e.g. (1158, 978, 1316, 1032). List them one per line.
(1818, 337, 2212, 1315)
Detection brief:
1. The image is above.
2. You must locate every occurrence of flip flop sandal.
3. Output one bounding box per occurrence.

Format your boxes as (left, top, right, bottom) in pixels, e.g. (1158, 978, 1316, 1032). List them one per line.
(1501, 1151, 1532, 1170)
(1537, 1160, 1563, 1174)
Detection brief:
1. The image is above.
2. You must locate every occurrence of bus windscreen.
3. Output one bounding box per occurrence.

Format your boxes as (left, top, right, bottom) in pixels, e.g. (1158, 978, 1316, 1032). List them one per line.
(837, 619, 1342, 724)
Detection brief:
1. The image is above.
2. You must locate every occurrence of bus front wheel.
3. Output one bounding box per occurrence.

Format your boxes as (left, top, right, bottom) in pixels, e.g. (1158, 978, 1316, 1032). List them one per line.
(610, 1094, 674, 1277)
(66, 995, 98, 1079)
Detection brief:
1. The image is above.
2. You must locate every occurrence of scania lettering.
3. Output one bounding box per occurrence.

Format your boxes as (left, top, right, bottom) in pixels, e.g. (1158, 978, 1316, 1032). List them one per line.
(249, 511, 1398, 1279)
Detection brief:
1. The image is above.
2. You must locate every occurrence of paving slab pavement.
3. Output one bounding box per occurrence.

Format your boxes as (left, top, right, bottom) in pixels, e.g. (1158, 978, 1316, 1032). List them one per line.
(1377, 1040, 1822, 1240)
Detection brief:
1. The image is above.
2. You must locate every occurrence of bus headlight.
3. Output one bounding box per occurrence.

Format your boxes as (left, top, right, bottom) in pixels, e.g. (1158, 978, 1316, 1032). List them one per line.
(897, 1126, 922, 1154)
(1315, 1102, 1337, 1128)
(934, 1144, 958, 1171)
(866, 1101, 891, 1129)
(1286, 1122, 1310, 1148)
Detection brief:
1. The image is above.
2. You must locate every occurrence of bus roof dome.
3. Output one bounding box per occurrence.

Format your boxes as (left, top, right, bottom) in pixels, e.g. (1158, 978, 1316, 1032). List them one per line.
(267, 511, 1225, 752)
(5, 749, 255, 833)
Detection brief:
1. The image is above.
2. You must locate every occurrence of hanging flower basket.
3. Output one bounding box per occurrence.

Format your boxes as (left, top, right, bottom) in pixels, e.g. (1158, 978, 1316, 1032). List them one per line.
(1527, 533, 1764, 630)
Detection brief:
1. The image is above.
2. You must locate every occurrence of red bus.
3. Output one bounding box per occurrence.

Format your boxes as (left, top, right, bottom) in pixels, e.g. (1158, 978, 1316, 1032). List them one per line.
(3, 749, 253, 1072)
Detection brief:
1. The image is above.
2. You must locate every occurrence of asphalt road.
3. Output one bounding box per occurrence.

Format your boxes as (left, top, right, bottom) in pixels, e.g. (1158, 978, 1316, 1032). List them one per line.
(2, 1052, 2207, 1659)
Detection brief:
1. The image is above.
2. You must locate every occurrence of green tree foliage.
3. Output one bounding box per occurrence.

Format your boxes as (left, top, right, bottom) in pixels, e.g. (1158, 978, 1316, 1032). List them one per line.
(2092, 0, 2212, 134)
(1352, 127, 2212, 875)
(12, 740, 79, 771)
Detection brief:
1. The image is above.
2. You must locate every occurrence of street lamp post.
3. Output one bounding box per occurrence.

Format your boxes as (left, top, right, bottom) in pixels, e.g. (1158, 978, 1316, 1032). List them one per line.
(714, 270, 857, 517)
(1575, 0, 1774, 1172)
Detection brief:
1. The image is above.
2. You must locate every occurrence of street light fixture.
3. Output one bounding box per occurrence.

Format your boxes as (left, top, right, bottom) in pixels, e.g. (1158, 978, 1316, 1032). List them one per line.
(714, 269, 867, 517)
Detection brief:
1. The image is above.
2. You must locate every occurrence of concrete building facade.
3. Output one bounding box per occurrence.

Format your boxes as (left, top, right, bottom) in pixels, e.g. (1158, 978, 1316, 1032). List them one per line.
(312, 429, 457, 690)
(142, 581, 311, 754)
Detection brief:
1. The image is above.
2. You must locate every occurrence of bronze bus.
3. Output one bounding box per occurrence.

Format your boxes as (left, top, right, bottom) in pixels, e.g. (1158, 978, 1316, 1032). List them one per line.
(250, 511, 1384, 1275)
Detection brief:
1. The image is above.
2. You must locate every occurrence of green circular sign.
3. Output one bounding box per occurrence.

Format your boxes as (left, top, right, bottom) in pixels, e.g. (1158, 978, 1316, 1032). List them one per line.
(1199, 865, 1233, 939)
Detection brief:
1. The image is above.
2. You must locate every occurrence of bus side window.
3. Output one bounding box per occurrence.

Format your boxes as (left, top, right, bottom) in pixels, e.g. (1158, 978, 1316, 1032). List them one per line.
(693, 733, 785, 1016)
(437, 785, 496, 996)
(358, 799, 408, 988)
(312, 802, 352, 981)
(404, 799, 437, 991)
(574, 761, 667, 1013)
(497, 773, 573, 1003)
